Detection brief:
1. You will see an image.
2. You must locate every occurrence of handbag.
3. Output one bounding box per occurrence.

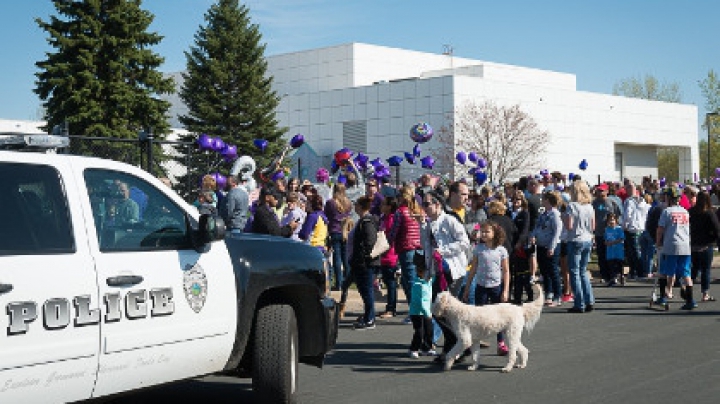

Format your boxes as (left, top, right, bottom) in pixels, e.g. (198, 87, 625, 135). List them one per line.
(369, 230, 390, 259)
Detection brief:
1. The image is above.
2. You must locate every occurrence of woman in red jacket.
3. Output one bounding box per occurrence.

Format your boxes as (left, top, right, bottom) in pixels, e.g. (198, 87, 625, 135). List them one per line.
(388, 186, 423, 323)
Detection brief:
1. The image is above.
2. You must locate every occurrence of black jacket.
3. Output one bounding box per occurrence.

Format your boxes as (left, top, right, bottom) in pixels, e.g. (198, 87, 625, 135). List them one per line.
(689, 206, 720, 247)
(350, 214, 380, 269)
(251, 204, 292, 238)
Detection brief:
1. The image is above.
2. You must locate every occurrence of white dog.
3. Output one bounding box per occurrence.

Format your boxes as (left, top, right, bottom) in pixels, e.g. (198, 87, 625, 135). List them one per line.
(431, 285, 543, 373)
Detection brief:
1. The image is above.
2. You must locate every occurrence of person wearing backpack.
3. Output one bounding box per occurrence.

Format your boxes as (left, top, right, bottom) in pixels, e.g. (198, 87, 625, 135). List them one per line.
(348, 196, 381, 330)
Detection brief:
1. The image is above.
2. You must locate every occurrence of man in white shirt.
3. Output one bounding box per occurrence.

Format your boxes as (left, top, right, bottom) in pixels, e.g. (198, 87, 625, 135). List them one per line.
(622, 181, 649, 280)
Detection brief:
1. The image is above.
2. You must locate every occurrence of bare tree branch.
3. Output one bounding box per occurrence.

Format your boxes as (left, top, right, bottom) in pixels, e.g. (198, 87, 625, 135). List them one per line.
(437, 100, 549, 184)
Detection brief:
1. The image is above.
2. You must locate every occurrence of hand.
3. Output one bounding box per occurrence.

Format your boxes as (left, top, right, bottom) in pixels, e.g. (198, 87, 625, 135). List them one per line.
(547, 249, 554, 257)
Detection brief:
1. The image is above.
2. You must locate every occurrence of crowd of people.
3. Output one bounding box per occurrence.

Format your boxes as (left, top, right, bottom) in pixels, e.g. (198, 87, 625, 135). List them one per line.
(191, 168, 720, 360)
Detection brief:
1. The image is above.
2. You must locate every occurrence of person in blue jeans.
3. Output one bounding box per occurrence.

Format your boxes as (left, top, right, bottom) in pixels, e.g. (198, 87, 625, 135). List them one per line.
(562, 181, 596, 313)
(324, 183, 352, 291)
(349, 196, 380, 329)
(530, 191, 563, 306)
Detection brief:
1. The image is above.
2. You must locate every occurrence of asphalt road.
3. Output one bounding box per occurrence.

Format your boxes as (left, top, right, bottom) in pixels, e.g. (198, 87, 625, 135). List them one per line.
(105, 279, 720, 404)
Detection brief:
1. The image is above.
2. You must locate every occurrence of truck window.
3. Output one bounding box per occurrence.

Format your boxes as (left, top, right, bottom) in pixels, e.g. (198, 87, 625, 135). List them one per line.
(0, 162, 75, 255)
(84, 169, 192, 252)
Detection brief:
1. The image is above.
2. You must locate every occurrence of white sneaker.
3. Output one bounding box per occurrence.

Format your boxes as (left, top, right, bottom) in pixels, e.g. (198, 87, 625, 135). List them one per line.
(409, 351, 420, 359)
(422, 349, 437, 357)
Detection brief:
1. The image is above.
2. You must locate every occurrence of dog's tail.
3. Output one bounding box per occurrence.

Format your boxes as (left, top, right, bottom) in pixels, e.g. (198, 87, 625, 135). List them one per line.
(522, 284, 544, 332)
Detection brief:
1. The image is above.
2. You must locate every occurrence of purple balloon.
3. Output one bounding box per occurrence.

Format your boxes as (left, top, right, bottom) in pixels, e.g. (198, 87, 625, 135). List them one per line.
(212, 172, 227, 190)
(370, 158, 383, 168)
(387, 155, 403, 167)
(477, 158, 487, 168)
(337, 175, 347, 184)
(413, 143, 421, 157)
(579, 159, 588, 171)
(271, 170, 285, 182)
(468, 152, 478, 163)
(290, 133, 304, 148)
(468, 167, 477, 175)
(316, 167, 329, 182)
(474, 171, 487, 185)
(659, 177, 667, 187)
(221, 144, 238, 160)
(404, 152, 416, 164)
(456, 151, 467, 165)
(420, 156, 435, 169)
(715, 167, 720, 176)
(197, 133, 213, 151)
(568, 172, 575, 181)
(354, 153, 369, 171)
(253, 139, 268, 153)
(409, 122, 434, 143)
(211, 137, 225, 152)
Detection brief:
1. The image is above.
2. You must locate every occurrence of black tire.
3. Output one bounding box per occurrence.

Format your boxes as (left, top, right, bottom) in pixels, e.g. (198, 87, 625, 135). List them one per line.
(253, 304, 299, 404)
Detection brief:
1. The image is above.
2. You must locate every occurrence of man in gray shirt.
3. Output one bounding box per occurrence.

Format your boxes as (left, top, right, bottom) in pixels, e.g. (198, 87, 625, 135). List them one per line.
(655, 186, 695, 309)
(222, 175, 249, 234)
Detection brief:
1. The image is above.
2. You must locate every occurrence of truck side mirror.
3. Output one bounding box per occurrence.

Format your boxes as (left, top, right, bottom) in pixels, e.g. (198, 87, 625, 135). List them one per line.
(196, 214, 226, 246)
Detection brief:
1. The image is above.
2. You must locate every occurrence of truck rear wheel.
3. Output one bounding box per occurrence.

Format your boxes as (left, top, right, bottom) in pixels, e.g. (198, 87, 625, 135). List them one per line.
(253, 304, 298, 404)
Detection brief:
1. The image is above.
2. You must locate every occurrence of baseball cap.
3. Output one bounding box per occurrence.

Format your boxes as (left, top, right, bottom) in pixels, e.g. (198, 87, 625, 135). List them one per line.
(596, 183, 609, 191)
(664, 186, 681, 199)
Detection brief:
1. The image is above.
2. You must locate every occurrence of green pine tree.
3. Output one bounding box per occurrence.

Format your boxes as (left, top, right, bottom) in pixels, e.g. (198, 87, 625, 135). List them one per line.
(35, 0, 174, 169)
(177, 0, 286, 195)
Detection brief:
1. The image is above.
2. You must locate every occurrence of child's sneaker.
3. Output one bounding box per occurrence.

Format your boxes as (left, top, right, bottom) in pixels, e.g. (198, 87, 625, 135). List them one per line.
(497, 341, 509, 356)
(409, 351, 420, 359)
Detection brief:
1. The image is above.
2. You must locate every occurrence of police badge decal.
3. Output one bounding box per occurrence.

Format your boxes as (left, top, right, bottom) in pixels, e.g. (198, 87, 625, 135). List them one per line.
(183, 263, 208, 313)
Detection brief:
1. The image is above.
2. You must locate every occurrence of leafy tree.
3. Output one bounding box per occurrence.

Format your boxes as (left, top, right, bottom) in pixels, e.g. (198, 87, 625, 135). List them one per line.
(612, 74, 682, 103)
(613, 74, 684, 181)
(436, 100, 550, 184)
(177, 0, 285, 194)
(699, 69, 720, 114)
(35, 0, 174, 167)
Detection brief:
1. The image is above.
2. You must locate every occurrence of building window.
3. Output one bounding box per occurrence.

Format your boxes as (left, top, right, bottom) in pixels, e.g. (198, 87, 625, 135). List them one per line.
(615, 152, 623, 180)
(343, 121, 367, 153)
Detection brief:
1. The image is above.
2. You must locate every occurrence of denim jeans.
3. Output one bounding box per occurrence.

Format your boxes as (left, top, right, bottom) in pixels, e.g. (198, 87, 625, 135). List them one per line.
(639, 231, 656, 278)
(397, 250, 417, 308)
(624, 231, 643, 278)
(594, 235, 609, 281)
(536, 246, 561, 301)
(691, 247, 714, 294)
(567, 240, 595, 310)
(457, 274, 477, 305)
(380, 265, 398, 313)
(475, 285, 504, 343)
(329, 232, 348, 290)
(355, 266, 376, 324)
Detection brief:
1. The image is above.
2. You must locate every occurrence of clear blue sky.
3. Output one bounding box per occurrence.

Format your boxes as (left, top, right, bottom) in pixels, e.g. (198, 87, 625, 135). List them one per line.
(1, 0, 716, 137)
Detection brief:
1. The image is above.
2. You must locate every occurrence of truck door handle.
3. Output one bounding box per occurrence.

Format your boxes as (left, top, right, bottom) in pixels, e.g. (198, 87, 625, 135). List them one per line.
(106, 275, 144, 287)
(0, 283, 13, 294)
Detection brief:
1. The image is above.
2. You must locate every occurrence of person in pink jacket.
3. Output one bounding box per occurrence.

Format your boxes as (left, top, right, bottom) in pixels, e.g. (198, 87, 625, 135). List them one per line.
(378, 196, 400, 318)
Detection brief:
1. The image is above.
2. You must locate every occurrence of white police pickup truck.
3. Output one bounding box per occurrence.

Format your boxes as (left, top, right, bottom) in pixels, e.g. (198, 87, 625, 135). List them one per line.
(0, 135, 338, 404)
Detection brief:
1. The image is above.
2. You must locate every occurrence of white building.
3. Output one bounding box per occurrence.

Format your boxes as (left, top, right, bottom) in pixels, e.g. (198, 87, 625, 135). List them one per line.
(265, 43, 698, 184)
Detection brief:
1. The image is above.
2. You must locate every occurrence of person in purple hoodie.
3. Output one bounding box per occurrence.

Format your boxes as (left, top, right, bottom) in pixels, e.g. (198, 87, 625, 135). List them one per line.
(365, 177, 385, 218)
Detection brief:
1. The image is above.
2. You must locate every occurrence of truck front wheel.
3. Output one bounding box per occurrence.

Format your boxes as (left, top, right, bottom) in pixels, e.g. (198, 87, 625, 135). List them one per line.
(253, 304, 299, 404)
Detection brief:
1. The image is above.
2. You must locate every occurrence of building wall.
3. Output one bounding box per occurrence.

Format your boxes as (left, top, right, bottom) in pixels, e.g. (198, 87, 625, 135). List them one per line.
(269, 43, 698, 185)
